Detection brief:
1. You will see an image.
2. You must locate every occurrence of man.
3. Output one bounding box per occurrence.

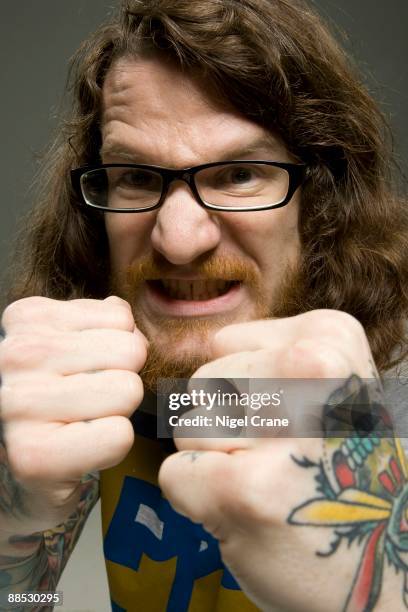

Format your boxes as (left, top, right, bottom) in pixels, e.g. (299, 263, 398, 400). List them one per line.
(0, 0, 407, 610)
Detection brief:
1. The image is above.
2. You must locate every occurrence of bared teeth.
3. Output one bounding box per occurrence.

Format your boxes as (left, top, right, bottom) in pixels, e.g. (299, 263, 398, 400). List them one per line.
(160, 279, 233, 300)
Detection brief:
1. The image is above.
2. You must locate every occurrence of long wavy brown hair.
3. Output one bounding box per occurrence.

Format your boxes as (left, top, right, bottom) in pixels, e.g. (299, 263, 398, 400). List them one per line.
(3, 0, 408, 373)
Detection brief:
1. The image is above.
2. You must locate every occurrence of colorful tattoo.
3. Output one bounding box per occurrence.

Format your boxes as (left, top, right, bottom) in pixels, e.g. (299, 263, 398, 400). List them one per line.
(41, 474, 99, 588)
(288, 375, 408, 611)
(0, 474, 99, 611)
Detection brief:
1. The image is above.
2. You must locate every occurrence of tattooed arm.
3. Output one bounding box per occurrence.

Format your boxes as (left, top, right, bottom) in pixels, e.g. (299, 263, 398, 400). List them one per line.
(158, 311, 407, 611)
(0, 297, 144, 604)
(288, 436, 407, 611)
(0, 470, 99, 611)
(0, 383, 100, 606)
(286, 370, 406, 611)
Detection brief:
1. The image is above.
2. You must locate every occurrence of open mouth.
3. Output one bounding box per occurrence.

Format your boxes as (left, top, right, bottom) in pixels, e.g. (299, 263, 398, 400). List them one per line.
(147, 279, 241, 301)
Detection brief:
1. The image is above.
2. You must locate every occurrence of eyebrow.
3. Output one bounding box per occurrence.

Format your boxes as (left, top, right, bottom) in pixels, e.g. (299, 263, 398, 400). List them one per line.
(99, 134, 283, 166)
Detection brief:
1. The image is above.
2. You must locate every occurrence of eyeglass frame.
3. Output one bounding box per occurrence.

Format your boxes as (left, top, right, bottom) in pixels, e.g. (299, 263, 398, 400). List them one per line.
(70, 160, 307, 213)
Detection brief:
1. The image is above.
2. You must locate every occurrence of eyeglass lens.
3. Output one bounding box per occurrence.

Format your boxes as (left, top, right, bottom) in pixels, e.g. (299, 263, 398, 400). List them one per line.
(80, 163, 290, 210)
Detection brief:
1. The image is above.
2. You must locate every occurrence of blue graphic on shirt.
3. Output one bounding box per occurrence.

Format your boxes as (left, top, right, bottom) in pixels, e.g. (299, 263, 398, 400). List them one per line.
(111, 600, 125, 612)
(104, 476, 239, 611)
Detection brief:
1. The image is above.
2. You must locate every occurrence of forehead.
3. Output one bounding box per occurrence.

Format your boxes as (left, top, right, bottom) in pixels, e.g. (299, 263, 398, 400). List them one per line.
(101, 56, 288, 165)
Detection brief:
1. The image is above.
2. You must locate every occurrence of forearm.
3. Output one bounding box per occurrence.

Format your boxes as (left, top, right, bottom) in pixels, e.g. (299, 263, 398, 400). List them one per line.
(163, 367, 407, 612)
(0, 474, 99, 611)
(0, 542, 49, 611)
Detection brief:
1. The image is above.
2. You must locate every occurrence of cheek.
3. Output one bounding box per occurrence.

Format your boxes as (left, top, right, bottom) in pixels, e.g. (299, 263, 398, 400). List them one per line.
(227, 199, 300, 263)
(104, 214, 155, 269)
(271, 204, 301, 257)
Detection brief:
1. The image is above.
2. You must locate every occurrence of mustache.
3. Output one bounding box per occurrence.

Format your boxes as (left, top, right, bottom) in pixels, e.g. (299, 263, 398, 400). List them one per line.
(119, 254, 263, 289)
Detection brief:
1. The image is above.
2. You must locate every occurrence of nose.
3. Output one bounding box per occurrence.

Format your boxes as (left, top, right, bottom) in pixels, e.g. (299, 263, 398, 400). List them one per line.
(150, 181, 222, 265)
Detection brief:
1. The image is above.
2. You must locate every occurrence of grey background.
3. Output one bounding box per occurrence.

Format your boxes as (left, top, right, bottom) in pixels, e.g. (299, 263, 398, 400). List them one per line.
(0, 1, 407, 610)
(1, 0, 407, 293)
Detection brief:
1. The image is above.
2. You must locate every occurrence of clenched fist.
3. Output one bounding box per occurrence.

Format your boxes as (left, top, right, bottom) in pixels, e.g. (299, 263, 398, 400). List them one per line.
(159, 310, 399, 612)
(0, 295, 147, 531)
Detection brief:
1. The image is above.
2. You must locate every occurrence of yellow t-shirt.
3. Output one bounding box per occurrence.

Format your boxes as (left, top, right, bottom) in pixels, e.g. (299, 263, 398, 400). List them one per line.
(100, 411, 259, 612)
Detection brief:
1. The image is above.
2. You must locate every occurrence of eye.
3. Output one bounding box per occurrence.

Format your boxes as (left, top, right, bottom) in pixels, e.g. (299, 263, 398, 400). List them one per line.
(229, 166, 257, 184)
(211, 164, 265, 189)
(207, 164, 266, 192)
(116, 169, 159, 189)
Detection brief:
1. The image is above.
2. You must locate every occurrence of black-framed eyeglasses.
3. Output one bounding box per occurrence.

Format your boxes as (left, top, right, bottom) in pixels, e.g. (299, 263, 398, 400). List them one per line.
(70, 160, 307, 213)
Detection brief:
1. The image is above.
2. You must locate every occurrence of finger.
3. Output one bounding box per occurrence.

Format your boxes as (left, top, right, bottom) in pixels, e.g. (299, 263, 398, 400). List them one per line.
(1, 370, 144, 422)
(173, 433, 251, 453)
(211, 317, 298, 357)
(186, 348, 344, 441)
(6, 416, 135, 481)
(0, 328, 148, 375)
(189, 348, 286, 403)
(203, 338, 353, 381)
(1, 296, 137, 334)
(191, 349, 277, 381)
(211, 311, 369, 366)
(177, 350, 281, 451)
(159, 449, 234, 534)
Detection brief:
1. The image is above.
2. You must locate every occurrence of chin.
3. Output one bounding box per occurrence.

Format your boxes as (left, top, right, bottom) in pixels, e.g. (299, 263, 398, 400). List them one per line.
(152, 331, 213, 363)
(136, 323, 217, 393)
(139, 347, 210, 393)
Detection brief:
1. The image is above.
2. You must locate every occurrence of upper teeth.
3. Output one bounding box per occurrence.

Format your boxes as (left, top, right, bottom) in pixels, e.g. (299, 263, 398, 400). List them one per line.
(161, 279, 232, 300)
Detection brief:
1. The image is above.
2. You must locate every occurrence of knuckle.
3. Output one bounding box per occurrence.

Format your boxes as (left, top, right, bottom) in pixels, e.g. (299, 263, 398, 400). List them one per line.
(285, 338, 347, 377)
(104, 295, 130, 308)
(1, 297, 50, 331)
(306, 309, 364, 341)
(129, 333, 148, 371)
(212, 327, 230, 353)
(0, 383, 28, 420)
(224, 449, 294, 525)
(1, 381, 49, 423)
(108, 416, 134, 458)
(221, 467, 272, 524)
(304, 343, 333, 376)
(0, 335, 50, 372)
(212, 323, 240, 352)
(111, 306, 136, 332)
(334, 312, 365, 344)
(284, 338, 315, 371)
(0, 383, 41, 423)
(116, 371, 144, 413)
(7, 438, 46, 483)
